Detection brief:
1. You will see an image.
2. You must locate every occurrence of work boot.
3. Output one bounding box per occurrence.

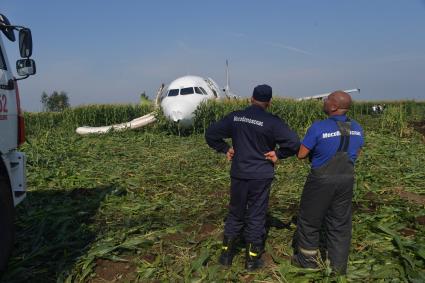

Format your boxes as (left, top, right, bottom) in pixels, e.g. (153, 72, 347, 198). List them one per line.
(219, 236, 237, 266)
(245, 243, 264, 271)
(291, 246, 319, 269)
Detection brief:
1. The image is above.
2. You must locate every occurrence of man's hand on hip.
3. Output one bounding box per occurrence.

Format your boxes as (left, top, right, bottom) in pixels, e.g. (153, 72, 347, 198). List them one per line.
(264, 151, 278, 164)
(226, 147, 235, 161)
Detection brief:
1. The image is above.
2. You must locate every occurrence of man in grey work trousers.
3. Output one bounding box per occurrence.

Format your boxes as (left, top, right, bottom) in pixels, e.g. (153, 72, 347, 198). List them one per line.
(292, 91, 364, 274)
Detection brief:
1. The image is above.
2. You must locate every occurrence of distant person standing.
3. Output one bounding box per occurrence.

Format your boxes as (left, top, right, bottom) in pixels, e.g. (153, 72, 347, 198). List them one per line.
(205, 85, 300, 270)
(292, 91, 364, 274)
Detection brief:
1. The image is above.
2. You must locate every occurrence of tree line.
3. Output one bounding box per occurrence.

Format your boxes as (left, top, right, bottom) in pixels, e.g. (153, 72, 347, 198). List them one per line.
(41, 91, 152, 112)
(41, 91, 70, 112)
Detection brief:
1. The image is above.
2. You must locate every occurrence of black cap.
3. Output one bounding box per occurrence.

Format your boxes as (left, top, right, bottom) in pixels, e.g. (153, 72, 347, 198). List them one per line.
(252, 84, 272, 102)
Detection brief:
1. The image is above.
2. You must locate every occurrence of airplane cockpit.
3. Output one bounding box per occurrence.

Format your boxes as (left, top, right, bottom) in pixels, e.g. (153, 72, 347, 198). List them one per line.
(166, 87, 209, 97)
(167, 89, 179, 96)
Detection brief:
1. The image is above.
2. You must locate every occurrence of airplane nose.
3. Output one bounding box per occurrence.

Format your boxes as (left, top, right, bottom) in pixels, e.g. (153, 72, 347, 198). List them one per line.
(170, 110, 184, 122)
(161, 97, 197, 128)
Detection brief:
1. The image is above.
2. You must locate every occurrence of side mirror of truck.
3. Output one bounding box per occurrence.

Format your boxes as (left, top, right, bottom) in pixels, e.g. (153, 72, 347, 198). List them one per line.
(19, 28, 32, 58)
(16, 59, 36, 76)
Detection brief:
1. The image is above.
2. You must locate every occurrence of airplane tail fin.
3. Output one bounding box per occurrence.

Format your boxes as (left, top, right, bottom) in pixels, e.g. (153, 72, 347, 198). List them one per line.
(225, 59, 230, 92)
(224, 59, 238, 99)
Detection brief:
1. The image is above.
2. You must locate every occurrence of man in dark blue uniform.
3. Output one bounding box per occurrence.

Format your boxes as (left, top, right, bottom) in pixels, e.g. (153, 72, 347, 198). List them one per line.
(205, 84, 300, 270)
(292, 91, 364, 274)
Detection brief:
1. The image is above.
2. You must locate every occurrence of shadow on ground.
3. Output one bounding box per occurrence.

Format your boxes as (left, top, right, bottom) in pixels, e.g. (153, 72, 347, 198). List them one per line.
(0, 185, 116, 283)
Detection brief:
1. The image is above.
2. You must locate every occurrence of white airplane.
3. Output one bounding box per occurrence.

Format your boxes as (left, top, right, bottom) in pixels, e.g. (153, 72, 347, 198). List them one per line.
(160, 60, 239, 127)
(160, 75, 223, 128)
(75, 62, 359, 134)
(76, 65, 234, 134)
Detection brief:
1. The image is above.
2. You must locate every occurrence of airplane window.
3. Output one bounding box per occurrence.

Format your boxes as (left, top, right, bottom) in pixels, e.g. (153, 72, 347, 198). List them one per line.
(168, 89, 179, 96)
(199, 87, 208, 95)
(194, 87, 203, 94)
(212, 89, 218, 98)
(180, 87, 194, 95)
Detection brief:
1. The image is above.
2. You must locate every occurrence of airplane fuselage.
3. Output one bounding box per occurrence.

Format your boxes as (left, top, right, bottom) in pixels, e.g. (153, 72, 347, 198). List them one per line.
(160, 75, 222, 128)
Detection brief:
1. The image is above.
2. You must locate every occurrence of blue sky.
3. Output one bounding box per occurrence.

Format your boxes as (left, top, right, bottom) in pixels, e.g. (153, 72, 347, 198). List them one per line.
(2, 0, 425, 111)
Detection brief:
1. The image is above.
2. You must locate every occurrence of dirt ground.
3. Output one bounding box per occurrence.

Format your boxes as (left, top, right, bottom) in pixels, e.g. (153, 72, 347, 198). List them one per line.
(416, 215, 425, 226)
(91, 257, 137, 283)
(411, 120, 425, 136)
(393, 187, 425, 206)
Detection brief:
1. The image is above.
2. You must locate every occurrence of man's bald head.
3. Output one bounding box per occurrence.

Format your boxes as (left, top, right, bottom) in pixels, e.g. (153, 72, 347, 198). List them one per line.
(324, 91, 352, 116)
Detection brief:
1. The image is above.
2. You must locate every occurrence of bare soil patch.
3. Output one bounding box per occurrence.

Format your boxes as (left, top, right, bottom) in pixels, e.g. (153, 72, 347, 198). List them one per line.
(393, 187, 425, 205)
(91, 257, 137, 283)
(141, 253, 156, 263)
(416, 215, 425, 226)
(199, 223, 216, 236)
(262, 252, 275, 267)
(196, 223, 218, 241)
(354, 191, 381, 213)
(163, 232, 186, 242)
(239, 274, 255, 282)
(398, 227, 416, 237)
(411, 120, 425, 136)
(364, 191, 380, 201)
(184, 224, 200, 233)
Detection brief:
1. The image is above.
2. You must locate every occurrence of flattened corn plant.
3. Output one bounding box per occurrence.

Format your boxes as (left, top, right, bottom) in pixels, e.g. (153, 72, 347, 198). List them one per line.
(1, 99, 423, 282)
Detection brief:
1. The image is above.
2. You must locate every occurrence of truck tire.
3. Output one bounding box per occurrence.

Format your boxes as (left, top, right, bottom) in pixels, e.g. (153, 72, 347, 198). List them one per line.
(0, 169, 15, 273)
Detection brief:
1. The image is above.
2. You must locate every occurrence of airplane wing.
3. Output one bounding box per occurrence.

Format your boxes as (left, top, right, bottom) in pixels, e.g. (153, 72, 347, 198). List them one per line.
(155, 83, 166, 109)
(297, 88, 360, 101)
(76, 112, 156, 135)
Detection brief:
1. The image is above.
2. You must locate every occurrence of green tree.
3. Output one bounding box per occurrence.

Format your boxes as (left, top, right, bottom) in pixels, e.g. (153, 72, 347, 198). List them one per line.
(41, 92, 49, 112)
(41, 91, 70, 112)
(140, 91, 151, 106)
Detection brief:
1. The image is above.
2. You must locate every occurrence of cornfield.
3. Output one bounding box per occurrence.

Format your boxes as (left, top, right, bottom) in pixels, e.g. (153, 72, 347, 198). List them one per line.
(25, 99, 425, 136)
(2, 99, 423, 282)
(24, 104, 153, 135)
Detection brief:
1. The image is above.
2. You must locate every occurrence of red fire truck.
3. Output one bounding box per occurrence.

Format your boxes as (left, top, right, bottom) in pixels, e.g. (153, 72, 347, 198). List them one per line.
(0, 13, 36, 272)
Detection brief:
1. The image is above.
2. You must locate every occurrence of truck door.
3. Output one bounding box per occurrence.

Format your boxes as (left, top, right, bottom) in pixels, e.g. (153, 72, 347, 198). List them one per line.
(0, 36, 18, 153)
